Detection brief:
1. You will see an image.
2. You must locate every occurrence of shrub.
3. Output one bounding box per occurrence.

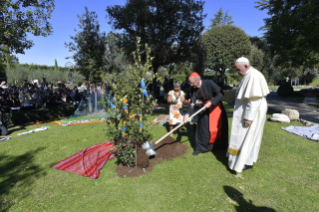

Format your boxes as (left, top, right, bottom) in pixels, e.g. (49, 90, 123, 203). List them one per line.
(171, 74, 187, 84)
(9, 105, 76, 126)
(103, 38, 157, 167)
(291, 91, 304, 98)
(277, 82, 294, 97)
(5, 65, 85, 85)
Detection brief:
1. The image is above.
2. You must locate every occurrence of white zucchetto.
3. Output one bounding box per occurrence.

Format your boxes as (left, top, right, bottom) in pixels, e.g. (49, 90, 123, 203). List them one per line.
(236, 57, 250, 64)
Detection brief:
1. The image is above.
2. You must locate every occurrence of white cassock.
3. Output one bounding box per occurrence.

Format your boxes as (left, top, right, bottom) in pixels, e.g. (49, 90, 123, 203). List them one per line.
(227, 67, 270, 173)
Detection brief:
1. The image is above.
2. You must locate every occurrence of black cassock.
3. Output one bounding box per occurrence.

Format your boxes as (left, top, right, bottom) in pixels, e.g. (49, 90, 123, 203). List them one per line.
(187, 80, 228, 152)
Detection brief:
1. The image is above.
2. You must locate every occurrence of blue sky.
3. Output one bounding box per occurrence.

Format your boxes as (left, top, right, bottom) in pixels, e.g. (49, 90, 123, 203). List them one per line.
(16, 0, 268, 66)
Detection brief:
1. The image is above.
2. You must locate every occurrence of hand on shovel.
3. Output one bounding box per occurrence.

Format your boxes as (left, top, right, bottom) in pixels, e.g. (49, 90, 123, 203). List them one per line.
(183, 114, 190, 124)
(204, 101, 212, 109)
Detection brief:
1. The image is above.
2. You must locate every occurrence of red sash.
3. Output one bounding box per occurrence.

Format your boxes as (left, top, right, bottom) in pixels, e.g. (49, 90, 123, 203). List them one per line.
(202, 100, 223, 144)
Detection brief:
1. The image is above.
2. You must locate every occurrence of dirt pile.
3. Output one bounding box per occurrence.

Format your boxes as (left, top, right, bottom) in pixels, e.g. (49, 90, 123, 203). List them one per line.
(117, 136, 188, 178)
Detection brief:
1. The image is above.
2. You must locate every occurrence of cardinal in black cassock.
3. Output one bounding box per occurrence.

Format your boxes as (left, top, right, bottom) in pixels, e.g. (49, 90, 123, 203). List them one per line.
(184, 72, 228, 156)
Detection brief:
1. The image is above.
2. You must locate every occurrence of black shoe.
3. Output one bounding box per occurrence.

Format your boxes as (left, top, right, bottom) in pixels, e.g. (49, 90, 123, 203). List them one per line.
(192, 151, 200, 156)
(242, 165, 253, 171)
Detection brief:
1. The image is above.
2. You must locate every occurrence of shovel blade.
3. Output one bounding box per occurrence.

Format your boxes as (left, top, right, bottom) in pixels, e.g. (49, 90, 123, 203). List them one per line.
(146, 148, 156, 156)
(142, 141, 151, 149)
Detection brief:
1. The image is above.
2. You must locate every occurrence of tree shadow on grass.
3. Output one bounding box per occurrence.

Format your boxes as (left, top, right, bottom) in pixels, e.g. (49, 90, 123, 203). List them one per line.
(0, 147, 47, 211)
(7, 125, 27, 135)
(223, 186, 276, 212)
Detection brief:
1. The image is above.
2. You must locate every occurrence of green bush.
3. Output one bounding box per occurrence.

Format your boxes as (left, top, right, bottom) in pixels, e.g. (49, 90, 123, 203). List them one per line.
(277, 83, 294, 97)
(5, 65, 85, 85)
(171, 74, 187, 84)
(9, 105, 76, 126)
(222, 85, 233, 90)
(291, 91, 304, 98)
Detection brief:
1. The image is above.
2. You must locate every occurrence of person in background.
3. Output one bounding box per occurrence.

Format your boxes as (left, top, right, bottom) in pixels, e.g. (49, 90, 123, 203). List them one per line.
(167, 82, 185, 137)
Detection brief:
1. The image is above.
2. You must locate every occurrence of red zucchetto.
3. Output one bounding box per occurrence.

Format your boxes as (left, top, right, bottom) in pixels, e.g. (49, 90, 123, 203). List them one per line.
(189, 72, 200, 77)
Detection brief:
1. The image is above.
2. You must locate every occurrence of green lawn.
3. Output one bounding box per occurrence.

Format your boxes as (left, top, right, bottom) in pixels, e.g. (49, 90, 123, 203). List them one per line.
(309, 77, 319, 86)
(1, 104, 319, 211)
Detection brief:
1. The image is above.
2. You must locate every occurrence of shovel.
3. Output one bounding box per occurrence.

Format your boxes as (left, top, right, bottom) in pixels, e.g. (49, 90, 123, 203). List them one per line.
(142, 106, 207, 156)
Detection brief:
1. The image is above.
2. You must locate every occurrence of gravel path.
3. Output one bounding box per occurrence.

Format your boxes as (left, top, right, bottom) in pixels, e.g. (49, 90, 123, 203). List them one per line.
(266, 91, 319, 124)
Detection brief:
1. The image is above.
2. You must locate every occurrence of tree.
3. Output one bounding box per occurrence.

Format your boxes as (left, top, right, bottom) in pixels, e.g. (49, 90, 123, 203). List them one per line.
(65, 7, 106, 82)
(103, 38, 156, 167)
(54, 59, 59, 71)
(248, 45, 264, 72)
(209, 7, 234, 29)
(250, 36, 274, 82)
(201, 25, 251, 81)
(106, 0, 206, 94)
(255, 0, 319, 67)
(0, 0, 55, 54)
(104, 32, 126, 73)
(0, 52, 5, 78)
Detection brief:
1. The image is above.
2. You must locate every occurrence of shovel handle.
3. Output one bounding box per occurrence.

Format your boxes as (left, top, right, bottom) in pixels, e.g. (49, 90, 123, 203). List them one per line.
(154, 106, 207, 145)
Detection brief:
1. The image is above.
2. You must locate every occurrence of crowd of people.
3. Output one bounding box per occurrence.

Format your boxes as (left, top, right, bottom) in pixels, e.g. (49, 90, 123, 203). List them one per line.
(0, 79, 108, 113)
(0, 79, 106, 133)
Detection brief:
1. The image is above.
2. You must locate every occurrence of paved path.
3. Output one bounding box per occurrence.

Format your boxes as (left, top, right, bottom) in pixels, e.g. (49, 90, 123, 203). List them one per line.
(266, 91, 319, 124)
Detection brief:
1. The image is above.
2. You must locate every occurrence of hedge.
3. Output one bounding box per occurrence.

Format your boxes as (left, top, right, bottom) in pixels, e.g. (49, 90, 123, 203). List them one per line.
(9, 105, 77, 126)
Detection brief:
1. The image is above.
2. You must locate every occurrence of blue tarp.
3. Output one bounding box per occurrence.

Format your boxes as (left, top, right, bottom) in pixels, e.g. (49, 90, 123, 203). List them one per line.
(281, 125, 319, 141)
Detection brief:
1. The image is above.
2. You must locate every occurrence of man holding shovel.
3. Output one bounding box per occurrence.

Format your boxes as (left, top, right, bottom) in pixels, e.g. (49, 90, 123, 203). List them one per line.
(183, 72, 228, 156)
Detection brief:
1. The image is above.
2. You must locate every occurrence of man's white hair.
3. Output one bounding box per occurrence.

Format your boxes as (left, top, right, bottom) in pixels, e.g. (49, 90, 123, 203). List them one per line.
(236, 57, 251, 66)
(189, 76, 201, 80)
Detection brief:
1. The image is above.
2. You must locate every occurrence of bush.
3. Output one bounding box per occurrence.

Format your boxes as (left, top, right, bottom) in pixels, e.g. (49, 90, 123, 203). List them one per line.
(277, 82, 294, 97)
(291, 91, 304, 98)
(5, 65, 85, 85)
(10, 105, 77, 126)
(171, 74, 187, 84)
(222, 85, 233, 90)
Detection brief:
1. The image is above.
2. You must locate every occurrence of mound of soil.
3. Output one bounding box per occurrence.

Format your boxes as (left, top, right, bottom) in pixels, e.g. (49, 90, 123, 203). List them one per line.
(116, 136, 188, 178)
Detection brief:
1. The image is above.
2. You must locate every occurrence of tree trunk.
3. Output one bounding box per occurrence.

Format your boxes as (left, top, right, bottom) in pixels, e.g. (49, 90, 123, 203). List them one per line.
(215, 70, 217, 83)
(221, 69, 226, 86)
(152, 65, 159, 99)
(303, 68, 306, 85)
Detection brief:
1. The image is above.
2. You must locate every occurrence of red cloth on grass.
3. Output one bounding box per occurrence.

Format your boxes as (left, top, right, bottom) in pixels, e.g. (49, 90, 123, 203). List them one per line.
(52, 142, 115, 179)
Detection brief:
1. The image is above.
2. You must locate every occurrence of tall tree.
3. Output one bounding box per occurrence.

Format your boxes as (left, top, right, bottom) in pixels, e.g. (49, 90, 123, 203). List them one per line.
(106, 0, 206, 82)
(250, 36, 277, 82)
(255, 0, 319, 67)
(104, 32, 126, 73)
(201, 25, 251, 80)
(65, 7, 106, 82)
(0, 52, 5, 78)
(0, 0, 55, 54)
(54, 59, 58, 71)
(249, 45, 264, 71)
(209, 7, 234, 29)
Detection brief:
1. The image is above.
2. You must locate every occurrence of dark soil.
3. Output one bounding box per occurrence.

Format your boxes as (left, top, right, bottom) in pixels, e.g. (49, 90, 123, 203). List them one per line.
(136, 148, 150, 168)
(116, 136, 188, 178)
(116, 164, 154, 178)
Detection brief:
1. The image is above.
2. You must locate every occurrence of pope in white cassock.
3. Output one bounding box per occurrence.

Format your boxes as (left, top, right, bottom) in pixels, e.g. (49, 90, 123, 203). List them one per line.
(227, 57, 269, 173)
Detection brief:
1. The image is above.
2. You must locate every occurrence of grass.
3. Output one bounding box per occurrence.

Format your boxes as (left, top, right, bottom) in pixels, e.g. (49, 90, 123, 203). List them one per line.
(309, 77, 319, 86)
(1, 104, 319, 211)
